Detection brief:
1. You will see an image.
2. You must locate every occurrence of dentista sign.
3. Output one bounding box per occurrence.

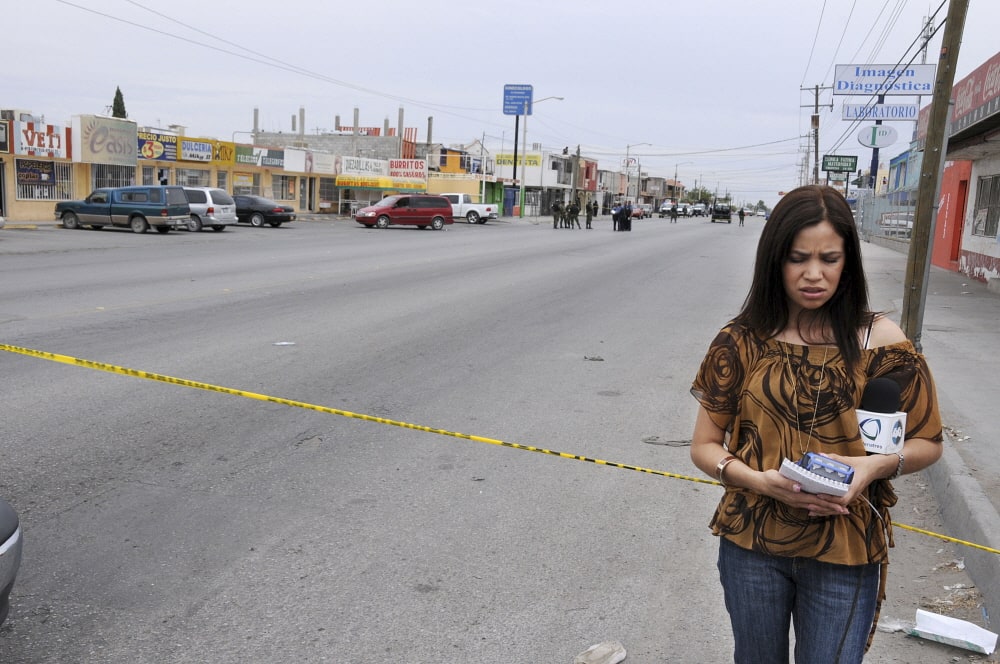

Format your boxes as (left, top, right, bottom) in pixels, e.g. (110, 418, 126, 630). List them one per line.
(834, 64, 936, 96)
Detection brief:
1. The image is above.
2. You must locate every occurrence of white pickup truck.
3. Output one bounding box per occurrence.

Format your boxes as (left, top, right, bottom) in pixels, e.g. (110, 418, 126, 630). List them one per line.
(439, 193, 499, 224)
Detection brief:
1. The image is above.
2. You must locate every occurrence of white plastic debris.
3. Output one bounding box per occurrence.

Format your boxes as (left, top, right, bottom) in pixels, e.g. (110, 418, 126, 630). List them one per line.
(574, 640, 627, 664)
(908, 609, 997, 654)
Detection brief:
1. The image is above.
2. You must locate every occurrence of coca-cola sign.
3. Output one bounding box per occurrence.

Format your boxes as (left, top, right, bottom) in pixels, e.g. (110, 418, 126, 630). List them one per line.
(950, 50, 1000, 135)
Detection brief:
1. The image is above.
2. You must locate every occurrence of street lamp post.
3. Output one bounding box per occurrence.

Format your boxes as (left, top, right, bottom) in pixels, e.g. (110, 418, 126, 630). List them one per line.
(519, 95, 563, 218)
(674, 161, 694, 204)
(624, 142, 650, 204)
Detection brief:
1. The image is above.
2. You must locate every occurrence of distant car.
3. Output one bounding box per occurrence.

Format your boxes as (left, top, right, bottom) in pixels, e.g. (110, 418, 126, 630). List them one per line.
(631, 205, 650, 219)
(690, 203, 706, 217)
(182, 187, 238, 232)
(0, 495, 23, 626)
(658, 203, 671, 217)
(232, 195, 296, 227)
(711, 203, 732, 223)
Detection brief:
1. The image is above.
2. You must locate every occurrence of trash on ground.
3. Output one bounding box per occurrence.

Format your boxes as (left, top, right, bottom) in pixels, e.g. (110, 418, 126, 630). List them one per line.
(574, 639, 627, 664)
(907, 608, 997, 654)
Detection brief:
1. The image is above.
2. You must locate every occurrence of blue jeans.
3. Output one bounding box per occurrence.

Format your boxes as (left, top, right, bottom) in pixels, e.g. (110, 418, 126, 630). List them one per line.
(717, 537, 880, 664)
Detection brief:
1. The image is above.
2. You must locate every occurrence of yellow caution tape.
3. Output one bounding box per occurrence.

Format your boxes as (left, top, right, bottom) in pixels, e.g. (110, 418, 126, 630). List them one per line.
(2, 342, 998, 557)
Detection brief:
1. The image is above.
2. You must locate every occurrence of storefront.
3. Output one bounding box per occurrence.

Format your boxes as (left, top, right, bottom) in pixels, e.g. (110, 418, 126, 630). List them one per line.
(332, 157, 427, 215)
(0, 114, 76, 222)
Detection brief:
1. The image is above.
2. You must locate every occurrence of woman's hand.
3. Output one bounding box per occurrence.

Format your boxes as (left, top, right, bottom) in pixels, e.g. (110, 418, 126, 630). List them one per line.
(755, 469, 851, 516)
(821, 452, 896, 506)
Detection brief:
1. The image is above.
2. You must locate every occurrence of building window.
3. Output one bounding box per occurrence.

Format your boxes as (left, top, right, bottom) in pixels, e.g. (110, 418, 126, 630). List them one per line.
(272, 175, 296, 200)
(233, 172, 259, 195)
(15, 159, 74, 201)
(216, 171, 228, 191)
(142, 166, 156, 185)
(92, 164, 136, 189)
(176, 168, 210, 187)
(972, 175, 1000, 238)
(319, 177, 336, 202)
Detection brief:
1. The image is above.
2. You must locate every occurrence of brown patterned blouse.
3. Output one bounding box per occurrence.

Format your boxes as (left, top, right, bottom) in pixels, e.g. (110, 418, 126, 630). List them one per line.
(691, 321, 943, 566)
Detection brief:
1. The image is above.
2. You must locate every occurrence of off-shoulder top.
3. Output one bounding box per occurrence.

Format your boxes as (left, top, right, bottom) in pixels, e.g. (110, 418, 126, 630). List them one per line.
(691, 320, 943, 565)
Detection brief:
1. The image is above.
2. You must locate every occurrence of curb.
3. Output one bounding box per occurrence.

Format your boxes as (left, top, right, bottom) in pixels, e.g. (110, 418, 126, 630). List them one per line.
(925, 440, 1000, 626)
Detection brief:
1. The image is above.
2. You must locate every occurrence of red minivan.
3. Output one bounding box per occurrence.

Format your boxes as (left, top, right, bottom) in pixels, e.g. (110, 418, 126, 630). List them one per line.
(354, 195, 453, 230)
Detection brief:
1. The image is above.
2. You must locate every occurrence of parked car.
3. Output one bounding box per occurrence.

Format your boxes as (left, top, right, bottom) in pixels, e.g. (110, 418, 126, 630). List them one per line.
(232, 195, 296, 227)
(182, 187, 238, 232)
(0, 495, 23, 626)
(354, 194, 453, 230)
(690, 203, 707, 217)
(55, 185, 190, 233)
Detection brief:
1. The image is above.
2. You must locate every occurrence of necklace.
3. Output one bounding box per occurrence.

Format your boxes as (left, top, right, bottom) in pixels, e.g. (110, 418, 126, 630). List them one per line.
(781, 342, 830, 457)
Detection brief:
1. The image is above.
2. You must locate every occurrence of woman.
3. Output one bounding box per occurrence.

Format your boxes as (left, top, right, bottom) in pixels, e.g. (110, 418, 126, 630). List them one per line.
(689, 185, 942, 663)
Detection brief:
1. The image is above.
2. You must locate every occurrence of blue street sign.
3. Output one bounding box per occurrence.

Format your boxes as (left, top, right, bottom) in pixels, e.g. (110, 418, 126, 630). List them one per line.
(503, 84, 533, 116)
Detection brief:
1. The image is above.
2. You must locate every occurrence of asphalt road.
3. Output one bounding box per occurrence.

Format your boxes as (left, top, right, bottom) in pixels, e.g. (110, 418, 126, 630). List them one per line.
(0, 217, 987, 662)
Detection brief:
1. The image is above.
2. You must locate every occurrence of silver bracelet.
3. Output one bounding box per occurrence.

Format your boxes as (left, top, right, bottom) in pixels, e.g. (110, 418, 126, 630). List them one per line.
(892, 452, 905, 479)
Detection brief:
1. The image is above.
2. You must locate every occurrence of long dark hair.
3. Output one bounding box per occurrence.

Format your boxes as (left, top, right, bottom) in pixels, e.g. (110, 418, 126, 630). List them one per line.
(734, 185, 873, 367)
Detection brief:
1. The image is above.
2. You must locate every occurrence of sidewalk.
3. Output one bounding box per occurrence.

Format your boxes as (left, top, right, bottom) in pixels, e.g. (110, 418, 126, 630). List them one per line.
(862, 240, 1000, 626)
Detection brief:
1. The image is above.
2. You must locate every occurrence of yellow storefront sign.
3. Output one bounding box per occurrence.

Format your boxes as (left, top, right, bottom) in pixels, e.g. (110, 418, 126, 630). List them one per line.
(335, 175, 424, 190)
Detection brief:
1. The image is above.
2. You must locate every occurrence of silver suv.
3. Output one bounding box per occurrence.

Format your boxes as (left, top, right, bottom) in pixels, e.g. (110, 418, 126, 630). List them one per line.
(182, 187, 238, 232)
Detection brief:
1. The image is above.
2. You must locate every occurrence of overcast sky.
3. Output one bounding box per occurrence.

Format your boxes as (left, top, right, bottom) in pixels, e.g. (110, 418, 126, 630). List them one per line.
(8, 1, 998, 207)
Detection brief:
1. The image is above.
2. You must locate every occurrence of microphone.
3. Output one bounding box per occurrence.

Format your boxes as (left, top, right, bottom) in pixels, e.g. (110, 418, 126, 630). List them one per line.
(857, 377, 906, 454)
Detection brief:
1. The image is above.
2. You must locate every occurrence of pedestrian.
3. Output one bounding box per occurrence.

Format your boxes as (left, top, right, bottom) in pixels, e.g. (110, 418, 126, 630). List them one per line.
(585, 200, 593, 229)
(688, 184, 943, 663)
(622, 202, 633, 231)
(551, 201, 562, 229)
(591, 200, 599, 219)
(571, 199, 582, 229)
(611, 203, 621, 231)
(739, 208, 746, 226)
(670, 204, 678, 223)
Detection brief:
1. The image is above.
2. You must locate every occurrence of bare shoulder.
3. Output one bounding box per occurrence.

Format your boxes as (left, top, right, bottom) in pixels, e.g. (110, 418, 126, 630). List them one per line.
(868, 315, 908, 347)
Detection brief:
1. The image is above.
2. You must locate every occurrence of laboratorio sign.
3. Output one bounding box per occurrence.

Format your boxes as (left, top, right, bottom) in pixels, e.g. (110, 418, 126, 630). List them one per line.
(842, 104, 919, 120)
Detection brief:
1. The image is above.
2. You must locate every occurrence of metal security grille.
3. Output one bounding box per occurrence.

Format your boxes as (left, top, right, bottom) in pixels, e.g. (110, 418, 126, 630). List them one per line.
(91, 164, 135, 189)
(15, 160, 74, 200)
(176, 168, 210, 187)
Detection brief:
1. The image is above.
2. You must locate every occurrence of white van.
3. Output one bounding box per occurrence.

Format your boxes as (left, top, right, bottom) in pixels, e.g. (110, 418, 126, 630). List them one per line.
(182, 187, 238, 232)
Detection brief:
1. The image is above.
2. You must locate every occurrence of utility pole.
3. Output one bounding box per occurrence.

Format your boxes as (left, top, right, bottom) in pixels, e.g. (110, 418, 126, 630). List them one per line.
(570, 144, 580, 203)
(901, 0, 969, 349)
(801, 85, 833, 184)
